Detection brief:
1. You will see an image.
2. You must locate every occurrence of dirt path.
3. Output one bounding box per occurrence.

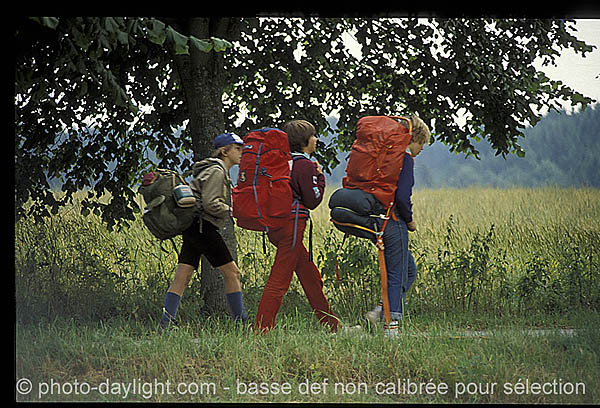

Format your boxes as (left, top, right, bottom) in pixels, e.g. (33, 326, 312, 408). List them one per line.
(448, 328, 576, 338)
(335, 326, 578, 338)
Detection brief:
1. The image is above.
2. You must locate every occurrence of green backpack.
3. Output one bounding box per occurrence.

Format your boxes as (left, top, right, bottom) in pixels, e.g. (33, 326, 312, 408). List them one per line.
(138, 169, 198, 240)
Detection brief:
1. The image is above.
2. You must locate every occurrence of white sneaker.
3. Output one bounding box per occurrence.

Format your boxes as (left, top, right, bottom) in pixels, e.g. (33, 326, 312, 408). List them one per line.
(330, 324, 362, 336)
(383, 320, 399, 337)
(342, 325, 363, 334)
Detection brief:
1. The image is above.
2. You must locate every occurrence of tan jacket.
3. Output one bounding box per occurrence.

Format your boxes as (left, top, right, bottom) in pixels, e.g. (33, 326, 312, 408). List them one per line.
(190, 158, 231, 229)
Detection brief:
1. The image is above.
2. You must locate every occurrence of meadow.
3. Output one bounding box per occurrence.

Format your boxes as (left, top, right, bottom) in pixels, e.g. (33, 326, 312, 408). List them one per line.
(14, 187, 600, 403)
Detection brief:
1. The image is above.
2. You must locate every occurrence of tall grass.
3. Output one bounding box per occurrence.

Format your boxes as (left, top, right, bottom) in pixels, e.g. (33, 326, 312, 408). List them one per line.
(14, 187, 600, 403)
(16, 194, 176, 323)
(313, 187, 600, 320)
(14, 187, 600, 324)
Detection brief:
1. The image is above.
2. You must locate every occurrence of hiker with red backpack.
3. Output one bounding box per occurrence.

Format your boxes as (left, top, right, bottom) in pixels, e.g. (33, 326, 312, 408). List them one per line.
(252, 120, 341, 333)
(364, 115, 431, 335)
(158, 133, 249, 332)
(328, 114, 430, 336)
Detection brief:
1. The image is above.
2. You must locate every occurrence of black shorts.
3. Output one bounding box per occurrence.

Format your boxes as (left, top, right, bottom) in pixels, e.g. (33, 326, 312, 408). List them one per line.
(178, 218, 233, 269)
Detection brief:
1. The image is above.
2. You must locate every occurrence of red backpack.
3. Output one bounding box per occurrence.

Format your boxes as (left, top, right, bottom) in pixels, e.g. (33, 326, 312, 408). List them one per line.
(334, 116, 413, 324)
(232, 128, 293, 231)
(343, 116, 412, 208)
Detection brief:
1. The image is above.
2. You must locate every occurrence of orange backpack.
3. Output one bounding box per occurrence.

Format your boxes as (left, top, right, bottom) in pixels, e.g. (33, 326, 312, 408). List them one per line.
(334, 116, 412, 324)
(343, 116, 412, 208)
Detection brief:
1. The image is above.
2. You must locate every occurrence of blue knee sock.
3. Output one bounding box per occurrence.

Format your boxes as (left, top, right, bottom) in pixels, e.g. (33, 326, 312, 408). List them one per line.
(226, 291, 247, 323)
(161, 292, 181, 323)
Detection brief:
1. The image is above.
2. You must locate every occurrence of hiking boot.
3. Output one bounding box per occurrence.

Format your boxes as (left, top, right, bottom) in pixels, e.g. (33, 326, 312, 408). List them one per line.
(157, 309, 178, 334)
(157, 319, 177, 334)
(365, 310, 381, 327)
(365, 301, 383, 327)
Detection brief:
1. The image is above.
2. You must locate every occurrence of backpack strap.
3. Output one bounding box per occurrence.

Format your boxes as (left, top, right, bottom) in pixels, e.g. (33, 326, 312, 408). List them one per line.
(387, 116, 413, 134)
(289, 199, 314, 261)
(329, 219, 385, 238)
(181, 168, 195, 179)
(376, 205, 395, 325)
(308, 216, 313, 262)
(253, 142, 266, 222)
(291, 199, 300, 249)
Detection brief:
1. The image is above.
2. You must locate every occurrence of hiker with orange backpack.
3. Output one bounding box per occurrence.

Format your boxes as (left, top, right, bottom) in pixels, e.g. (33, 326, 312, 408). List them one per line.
(158, 133, 249, 332)
(253, 120, 341, 333)
(364, 115, 431, 335)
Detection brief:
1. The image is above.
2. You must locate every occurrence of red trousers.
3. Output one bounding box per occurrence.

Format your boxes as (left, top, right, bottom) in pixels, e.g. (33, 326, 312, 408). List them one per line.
(254, 218, 340, 333)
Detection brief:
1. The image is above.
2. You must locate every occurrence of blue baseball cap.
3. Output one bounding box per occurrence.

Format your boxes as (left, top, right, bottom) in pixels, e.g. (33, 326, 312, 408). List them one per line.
(213, 133, 244, 149)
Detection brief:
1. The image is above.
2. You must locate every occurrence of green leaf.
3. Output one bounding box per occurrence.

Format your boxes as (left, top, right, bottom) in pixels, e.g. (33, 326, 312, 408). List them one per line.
(73, 33, 90, 52)
(116, 31, 129, 47)
(104, 17, 120, 33)
(211, 37, 233, 52)
(146, 19, 166, 45)
(77, 81, 88, 97)
(167, 26, 189, 55)
(190, 36, 213, 53)
(571, 92, 591, 106)
(30, 17, 59, 30)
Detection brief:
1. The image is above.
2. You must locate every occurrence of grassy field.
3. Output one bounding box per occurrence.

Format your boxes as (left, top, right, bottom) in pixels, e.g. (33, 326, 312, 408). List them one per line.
(14, 187, 600, 403)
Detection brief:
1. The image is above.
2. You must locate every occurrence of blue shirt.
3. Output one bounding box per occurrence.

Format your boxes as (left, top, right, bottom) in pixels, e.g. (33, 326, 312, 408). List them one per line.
(394, 153, 414, 223)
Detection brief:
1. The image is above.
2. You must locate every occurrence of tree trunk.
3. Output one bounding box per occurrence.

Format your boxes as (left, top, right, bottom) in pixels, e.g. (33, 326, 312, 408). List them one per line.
(165, 17, 240, 316)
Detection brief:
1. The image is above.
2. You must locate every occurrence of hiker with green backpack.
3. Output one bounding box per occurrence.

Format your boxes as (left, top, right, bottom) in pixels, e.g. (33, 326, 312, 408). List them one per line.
(151, 133, 248, 331)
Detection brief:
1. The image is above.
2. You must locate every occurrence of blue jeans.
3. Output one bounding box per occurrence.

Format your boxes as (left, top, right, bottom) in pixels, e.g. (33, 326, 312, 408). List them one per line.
(382, 218, 417, 320)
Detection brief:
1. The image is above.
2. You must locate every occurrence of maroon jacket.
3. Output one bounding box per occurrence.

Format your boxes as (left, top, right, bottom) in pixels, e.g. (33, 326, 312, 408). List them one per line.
(290, 153, 326, 218)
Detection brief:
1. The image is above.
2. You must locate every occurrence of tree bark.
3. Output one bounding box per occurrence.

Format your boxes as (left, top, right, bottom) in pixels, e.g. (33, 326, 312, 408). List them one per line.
(164, 17, 239, 316)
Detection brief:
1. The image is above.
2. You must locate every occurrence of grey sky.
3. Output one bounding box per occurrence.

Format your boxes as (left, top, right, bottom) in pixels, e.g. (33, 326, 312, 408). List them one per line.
(537, 19, 600, 107)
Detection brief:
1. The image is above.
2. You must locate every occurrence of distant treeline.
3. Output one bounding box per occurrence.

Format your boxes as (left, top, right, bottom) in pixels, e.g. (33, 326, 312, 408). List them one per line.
(327, 106, 600, 189)
(44, 106, 599, 191)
